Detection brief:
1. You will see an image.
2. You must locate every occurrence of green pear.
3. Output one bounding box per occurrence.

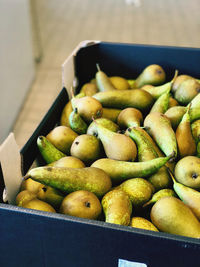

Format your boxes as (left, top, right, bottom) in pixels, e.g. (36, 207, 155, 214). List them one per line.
(69, 108, 88, 135)
(46, 126, 78, 154)
(95, 64, 116, 92)
(150, 196, 200, 238)
(134, 64, 166, 88)
(164, 106, 186, 129)
(117, 108, 143, 128)
(172, 74, 192, 94)
(91, 154, 172, 183)
(70, 134, 102, 164)
(174, 156, 200, 190)
(25, 166, 112, 198)
(120, 178, 154, 208)
(95, 122, 137, 161)
(101, 108, 121, 122)
(143, 189, 176, 207)
(109, 76, 130, 90)
(93, 89, 154, 113)
(149, 88, 171, 114)
(49, 156, 85, 168)
(191, 119, 200, 143)
(144, 112, 177, 159)
(37, 136, 66, 164)
(87, 118, 119, 137)
(101, 188, 132, 226)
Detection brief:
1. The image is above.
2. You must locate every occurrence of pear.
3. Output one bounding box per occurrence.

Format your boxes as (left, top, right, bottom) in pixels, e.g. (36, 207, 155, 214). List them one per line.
(149, 88, 171, 114)
(120, 178, 154, 208)
(15, 190, 37, 207)
(150, 196, 200, 238)
(49, 156, 85, 168)
(70, 134, 102, 164)
(143, 189, 176, 207)
(144, 112, 177, 159)
(91, 154, 172, 183)
(20, 178, 42, 194)
(46, 126, 78, 154)
(174, 156, 200, 190)
(71, 96, 103, 123)
(37, 136, 66, 164)
(69, 108, 88, 135)
(95, 64, 116, 92)
(117, 108, 143, 129)
(172, 74, 192, 94)
(101, 107, 121, 122)
(60, 190, 102, 220)
(168, 97, 178, 108)
(23, 198, 56, 213)
(25, 166, 112, 198)
(109, 76, 130, 90)
(80, 83, 98, 96)
(93, 89, 154, 113)
(101, 189, 132, 226)
(164, 106, 186, 129)
(191, 119, 200, 143)
(37, 185, 64, 210)
(175, 105, 196, 158)
(87, 118, 119, 137)
(60, 100, 73, 127)
(94, 122, 137, 161)
(134, 64, 166, 88)
(169, 170, 200, 220)
(130, 217, 158, 232)
(174, 78, 200, 105)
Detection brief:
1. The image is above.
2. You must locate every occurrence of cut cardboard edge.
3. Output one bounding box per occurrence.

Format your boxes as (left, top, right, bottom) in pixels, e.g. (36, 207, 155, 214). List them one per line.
(62, 40, 100, 98)
(0, 133, 22, 204)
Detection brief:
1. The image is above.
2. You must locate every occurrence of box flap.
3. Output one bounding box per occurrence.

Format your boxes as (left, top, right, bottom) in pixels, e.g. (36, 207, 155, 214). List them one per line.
(0, 133, 22, 204)
(62, 40, 100, 97)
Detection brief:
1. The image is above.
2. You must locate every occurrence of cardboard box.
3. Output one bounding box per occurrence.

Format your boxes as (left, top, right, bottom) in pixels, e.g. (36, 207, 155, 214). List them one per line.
(1, 41, 200, 267)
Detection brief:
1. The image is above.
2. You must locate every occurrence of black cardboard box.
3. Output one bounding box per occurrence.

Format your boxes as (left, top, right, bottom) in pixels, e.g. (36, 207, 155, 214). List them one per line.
(1, 41, 200, 267)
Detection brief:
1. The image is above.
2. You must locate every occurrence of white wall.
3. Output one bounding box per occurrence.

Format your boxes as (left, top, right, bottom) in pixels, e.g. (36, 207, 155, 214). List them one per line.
(0, 0, 35, 143)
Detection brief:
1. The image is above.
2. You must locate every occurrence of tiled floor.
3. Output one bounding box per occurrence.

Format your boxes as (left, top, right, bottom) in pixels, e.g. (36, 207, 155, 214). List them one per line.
(13, 0, 200, 148)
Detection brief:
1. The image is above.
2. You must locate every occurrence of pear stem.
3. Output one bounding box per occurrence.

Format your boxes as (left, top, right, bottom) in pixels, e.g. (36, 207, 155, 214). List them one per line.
(96, 63, 101, 72)
(70, 86, 75, 98)
(172, 69, 179, 83)
(166, 167, 176, 184)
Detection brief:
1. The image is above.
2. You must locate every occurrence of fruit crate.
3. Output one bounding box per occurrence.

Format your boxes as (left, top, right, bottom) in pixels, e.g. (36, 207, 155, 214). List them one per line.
(1, 41, 200, 267)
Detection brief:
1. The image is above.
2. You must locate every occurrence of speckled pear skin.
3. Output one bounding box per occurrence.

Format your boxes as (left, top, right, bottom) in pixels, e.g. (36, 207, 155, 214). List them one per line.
(25, 166, 112, 198)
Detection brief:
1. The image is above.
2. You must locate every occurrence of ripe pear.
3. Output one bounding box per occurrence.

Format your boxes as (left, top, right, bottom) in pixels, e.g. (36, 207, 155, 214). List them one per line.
(144, 112, 177, 159)
(25, 166, 112, 198)
(102, 189, 132, 226)
(20, 178, 42, 194)
(164, 106, 186, 129)
(168, 97, 178, 108)
(120, 178, 154, 208)
(175, 105, 196, 158)
(150, 196, 200, 238)
(191, 119, 200, 143)
(91, 155, 172, 183)
(130, 217, 158, 232)
(15, 190, 37, 207)
(174, 156, 200, 190)
(37, 136, 66, 164)
(49, 156, 85, 168)
(69, 108, 88, 135)
(80, 83, 98, 96)
(149, 88, 171, 114)
(174, 78, 200, 105)
(60, 190, 102, 220)
(37, 185, 65, 210)
(87, 118, 119, 137)
(93, 89, 154, 113)
(109, 76, 130, 90)
(172, 74, 192, 94)
(46, 126, 78, 154)
(117, 108, 143, 129)
(70, 134, 102, 164)
(94, 122, 137, 161)
(23, 198, 56, 213)
(71, 96, 103, 123)
(101, 107, 121, 122)
(169, 170, 200, 220)
(134, 64, 166, 88)
(60, 100, 73, 127)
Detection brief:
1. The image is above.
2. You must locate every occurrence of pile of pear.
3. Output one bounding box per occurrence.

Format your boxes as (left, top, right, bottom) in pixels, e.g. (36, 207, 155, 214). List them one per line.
(16, 64, 200, 239)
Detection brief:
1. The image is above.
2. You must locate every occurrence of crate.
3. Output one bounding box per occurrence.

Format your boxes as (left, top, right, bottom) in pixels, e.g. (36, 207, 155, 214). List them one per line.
(1, 41, 200, 267)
